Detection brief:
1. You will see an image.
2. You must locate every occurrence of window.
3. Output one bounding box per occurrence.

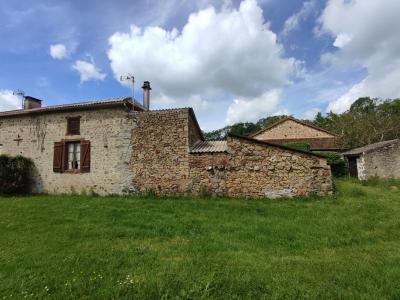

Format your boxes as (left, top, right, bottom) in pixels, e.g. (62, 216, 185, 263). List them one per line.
(67, 117, 81, 135)
(67, 142, 81, 170)
(53, 140, 90, 173)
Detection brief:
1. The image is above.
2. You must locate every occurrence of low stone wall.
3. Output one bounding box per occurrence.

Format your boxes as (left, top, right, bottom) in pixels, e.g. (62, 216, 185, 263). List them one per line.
(189, 152, 228, 195)
(188, 136, 333, 199)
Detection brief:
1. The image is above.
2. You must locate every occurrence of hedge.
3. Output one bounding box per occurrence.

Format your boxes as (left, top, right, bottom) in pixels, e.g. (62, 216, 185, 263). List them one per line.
(312, 151, 347, 177)
(0, 155, 34, 195)
(283, 142, 311, 152)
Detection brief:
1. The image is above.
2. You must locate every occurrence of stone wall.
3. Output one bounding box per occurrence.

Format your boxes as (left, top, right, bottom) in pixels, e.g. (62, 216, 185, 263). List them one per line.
(131, 108, 202, 193)
(0, 107, 134, 195)
(188, 136, 332, 199)
(357, 141, 400, 179)
(189, 152, 228, 195)
(254, 119, 334, 140)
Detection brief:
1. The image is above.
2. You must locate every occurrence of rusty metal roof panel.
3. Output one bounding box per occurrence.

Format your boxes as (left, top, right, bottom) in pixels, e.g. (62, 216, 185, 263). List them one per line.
(190, 141, 228, 153)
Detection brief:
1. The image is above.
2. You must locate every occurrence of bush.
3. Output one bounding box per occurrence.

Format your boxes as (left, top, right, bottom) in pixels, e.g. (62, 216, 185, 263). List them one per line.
(0, 155, 34, 195)
(283, 142, 311, 152)
(313, 151, 347, 177)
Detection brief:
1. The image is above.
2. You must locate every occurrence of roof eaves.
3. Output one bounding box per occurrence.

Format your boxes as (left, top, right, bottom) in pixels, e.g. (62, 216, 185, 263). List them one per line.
(343, 139, 399, 156)
(0, 97, 135, 118)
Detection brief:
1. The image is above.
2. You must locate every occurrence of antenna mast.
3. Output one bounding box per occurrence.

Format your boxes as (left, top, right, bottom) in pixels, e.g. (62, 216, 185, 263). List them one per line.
(13, 89, 25, 109)
(120, 74, 135, 99)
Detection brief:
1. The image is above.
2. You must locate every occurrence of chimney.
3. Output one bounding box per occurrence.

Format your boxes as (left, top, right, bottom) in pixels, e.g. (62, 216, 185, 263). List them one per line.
(24, 96, 42, 109)
(142, 81, 151, 110)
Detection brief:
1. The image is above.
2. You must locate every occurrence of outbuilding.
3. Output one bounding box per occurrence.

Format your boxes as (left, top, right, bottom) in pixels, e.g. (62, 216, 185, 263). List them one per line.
(343, 139, 400, 180)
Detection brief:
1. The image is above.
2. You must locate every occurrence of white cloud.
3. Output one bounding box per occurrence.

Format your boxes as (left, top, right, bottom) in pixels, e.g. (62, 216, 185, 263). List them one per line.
(50, 44, 68, 60)
(302, 107, 319, 120)
(226, 89, 281, 124)
(72, 59, 106, 82)
(108, 0, 297, 120)
(319, 0, 400, 113)
(0, 90, 21, 111)
(332, 33, 352, 49)
(282, 1, 316, 36)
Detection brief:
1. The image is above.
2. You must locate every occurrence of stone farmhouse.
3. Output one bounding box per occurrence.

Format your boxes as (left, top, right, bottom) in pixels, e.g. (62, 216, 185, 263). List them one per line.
(343, 139, 400, 180)
(0, 83, 332, 198)
(251, 116, 341, 151)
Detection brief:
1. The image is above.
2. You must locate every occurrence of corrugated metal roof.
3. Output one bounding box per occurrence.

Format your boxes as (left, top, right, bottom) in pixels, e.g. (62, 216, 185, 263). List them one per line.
(343, 139, 399, 156)
(0, 97, 146, 118)
(190, 141, 228, 153)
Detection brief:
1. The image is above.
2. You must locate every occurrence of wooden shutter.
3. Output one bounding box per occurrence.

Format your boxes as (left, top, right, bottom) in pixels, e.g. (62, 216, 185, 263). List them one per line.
(67, 117, 81, 135)
(80, 140, 91, 173)
(53, 142, 64, 173)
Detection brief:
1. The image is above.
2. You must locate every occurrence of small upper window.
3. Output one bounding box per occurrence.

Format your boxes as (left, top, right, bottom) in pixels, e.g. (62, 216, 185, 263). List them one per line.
(67, 117, 81, 135)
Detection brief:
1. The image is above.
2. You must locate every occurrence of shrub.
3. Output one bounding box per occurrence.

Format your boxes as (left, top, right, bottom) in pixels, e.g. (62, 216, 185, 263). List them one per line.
(313, 151, 347, 177)
(284, 142, 311, 152)
(0, 155, 34, 195)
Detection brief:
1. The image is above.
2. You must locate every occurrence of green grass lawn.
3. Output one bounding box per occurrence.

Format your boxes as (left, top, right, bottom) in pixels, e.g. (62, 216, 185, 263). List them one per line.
(1, 179, 400, 299)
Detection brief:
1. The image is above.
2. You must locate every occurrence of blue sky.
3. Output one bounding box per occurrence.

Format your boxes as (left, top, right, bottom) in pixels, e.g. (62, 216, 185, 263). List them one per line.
(1, 0, 400, 131)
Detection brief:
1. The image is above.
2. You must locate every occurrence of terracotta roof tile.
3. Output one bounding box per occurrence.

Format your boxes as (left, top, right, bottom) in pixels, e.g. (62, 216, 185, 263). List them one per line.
(0, 97, 146, 118)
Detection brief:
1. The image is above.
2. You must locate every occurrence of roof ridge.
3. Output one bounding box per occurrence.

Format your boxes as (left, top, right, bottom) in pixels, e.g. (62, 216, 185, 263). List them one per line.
(0, 97, 141, 118)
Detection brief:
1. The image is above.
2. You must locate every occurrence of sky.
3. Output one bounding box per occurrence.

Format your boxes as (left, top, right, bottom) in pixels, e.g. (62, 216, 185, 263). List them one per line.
(1, 0, 400, 131)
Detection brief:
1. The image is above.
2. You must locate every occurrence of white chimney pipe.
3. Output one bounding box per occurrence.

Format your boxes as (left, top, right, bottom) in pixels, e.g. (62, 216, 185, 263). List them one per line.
(142, 81, 151, 110)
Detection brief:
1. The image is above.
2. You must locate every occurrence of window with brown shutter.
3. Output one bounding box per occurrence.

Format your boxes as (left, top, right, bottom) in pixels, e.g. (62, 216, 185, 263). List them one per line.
(53, 142, 64, 173)
(80, 140, 90, 173)
(67, 117, 81, 135)
(53, 140, 90, 173)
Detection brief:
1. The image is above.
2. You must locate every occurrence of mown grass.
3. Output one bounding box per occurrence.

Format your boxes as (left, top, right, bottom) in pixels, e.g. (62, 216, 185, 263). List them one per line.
(1, 178, 400, 299)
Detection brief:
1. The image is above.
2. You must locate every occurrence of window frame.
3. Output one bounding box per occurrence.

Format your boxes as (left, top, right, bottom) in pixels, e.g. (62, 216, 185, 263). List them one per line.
(66, 116, 81, 136)
(65, 141, 81, 173)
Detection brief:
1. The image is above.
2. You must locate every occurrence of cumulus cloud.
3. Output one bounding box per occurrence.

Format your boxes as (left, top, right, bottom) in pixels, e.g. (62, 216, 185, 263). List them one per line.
(226, 90, 281, 124)
(302, 107, 320, 120)
(0, 90, 21, 111)
(72, 58, 106, 82)
(50, 44, 68, 60)
(282, 1, 316, 36)
(319, 0, 400, 113)
(108, 0, 297, 121)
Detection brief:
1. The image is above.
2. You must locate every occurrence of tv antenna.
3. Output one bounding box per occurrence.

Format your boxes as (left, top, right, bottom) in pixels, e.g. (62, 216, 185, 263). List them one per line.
(13, 89, 25, 109)
(120, 74, 135, 99)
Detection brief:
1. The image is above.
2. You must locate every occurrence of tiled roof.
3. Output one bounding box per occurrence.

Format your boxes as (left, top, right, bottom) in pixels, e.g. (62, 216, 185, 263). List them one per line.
(343, 139, 399, 156)
(0, 97, 146, 118)
(190, 141, 228, 153)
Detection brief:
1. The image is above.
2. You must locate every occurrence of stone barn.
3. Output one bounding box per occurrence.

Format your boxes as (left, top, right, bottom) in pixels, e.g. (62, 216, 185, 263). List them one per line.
(343, 139, 400, 180)
(0, 85, 333, 198)
(250, 116, 342, 151)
